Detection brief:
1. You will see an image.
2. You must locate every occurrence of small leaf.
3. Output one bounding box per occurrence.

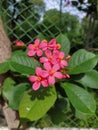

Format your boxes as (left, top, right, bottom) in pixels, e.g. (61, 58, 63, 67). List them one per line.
(2, 78, 15, 101)
(61, 82, 96, 114)
(76, 70, 98, 89)
(19, 86, 57, 121)
(56, 34, 70, 55)
(68, 49, 98, 74)
(10, 52, 40, 75)
(0, 62, 9, 74)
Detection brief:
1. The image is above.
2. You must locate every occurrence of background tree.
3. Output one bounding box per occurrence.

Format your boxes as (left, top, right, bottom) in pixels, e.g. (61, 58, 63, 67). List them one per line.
(71, 0, 98, 49)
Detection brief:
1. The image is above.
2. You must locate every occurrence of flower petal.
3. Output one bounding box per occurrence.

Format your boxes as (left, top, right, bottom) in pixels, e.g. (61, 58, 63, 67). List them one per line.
(53, 64, 60, 71)
(40, 57, 48, 63)
(36, 67, 42, 76)
(48, 76, 55, 85)
(32, 82, 40, 90)
(37, 49, 42, 56)
(54, 72, 63, 79)
(59, 52, 65, 58)
(41, 80, 48, 87)
(40, 41, 47, 50)
(27, 44, 34, 50)
(34, 38, 40, 45)
(41, 70, 49, 78)
(45, 50, 51, 57)
(44, 62, 51, 71)
(61, 60, 68, 67)
(29, 76, 37, 82)
(27, 50, 35, 57)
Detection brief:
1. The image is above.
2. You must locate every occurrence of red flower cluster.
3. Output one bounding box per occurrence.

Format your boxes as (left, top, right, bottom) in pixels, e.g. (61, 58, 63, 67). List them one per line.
(27, 38, 71, 90)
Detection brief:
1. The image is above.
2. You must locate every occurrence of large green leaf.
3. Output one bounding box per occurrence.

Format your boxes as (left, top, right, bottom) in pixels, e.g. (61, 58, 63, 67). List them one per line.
(61, 82, 96, 114)
(76, 70, 98, 89)
(10, 52, 40, 75)
(19, 86, 57, 121)
(0, 62, 9, 74)
(8, 83, 29, 110)
(56, 34, 70, 55)
(68, 49, 98, 74)
(2, 78, 15, 101)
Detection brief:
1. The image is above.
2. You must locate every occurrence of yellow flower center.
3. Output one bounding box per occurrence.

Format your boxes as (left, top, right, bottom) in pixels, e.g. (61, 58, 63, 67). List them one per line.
(42, 39, 47, 43)
(59, 56, 64, 60)
(49, 56, 53, 60)
(50, 70, 55, 75)
(34, 44, 38, 49)
(37, 76, 42, 81)
(56, 44, 61, 49)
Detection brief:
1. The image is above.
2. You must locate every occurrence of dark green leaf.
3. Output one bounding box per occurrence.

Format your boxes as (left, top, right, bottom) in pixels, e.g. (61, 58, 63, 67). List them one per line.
(19, 86, 57, 121)
(56, 34, 70, 55)
(68, 49, 98, 74)
(61, 82, 96, 114)
(48, 98, 69, 124)
(9, 83, 29, 110)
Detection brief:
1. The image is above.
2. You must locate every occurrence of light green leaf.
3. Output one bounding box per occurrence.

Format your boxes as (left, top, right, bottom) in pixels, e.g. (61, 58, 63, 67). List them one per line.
(61, 82, 96, 114)
(2, 78, 15, 101)
(10, 52, 40, 75)
(19, 86, 57, 121)
(76, 70, 98, 89)
(68, 49, 98, 74)
(56, 34, 70, 55)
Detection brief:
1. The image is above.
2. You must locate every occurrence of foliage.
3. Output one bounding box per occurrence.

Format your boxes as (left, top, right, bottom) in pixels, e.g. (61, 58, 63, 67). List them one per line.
(0, 34, 98, 128)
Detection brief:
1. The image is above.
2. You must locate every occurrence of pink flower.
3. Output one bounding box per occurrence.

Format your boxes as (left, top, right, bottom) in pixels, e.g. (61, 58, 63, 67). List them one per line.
(44, 63, 63, 85)
(48, 38, 61, 50)
(29, 67, 48, 90)
(27, 38, 42, 57)
(40, 50, 56, 65)
(40, 39, 48, 51)
(53, 50, 68, 68)
(14, 40, 24, 46)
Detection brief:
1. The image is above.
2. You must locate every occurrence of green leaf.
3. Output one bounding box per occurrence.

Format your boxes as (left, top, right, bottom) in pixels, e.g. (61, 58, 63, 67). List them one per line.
(48, 98, 69, 124)
(56, 34, 70, 55)
(0, 62, 9, 74)
(61, 82, 96, 115)
(10, 52, 40, 75)
(19, 86, 57, 121)
(75, 109, 90, 120)
(8, 83, 29, 110)
(76, 70, 98, 89)
(2, 78, 15, 101)
(68, 49, 98, 74)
